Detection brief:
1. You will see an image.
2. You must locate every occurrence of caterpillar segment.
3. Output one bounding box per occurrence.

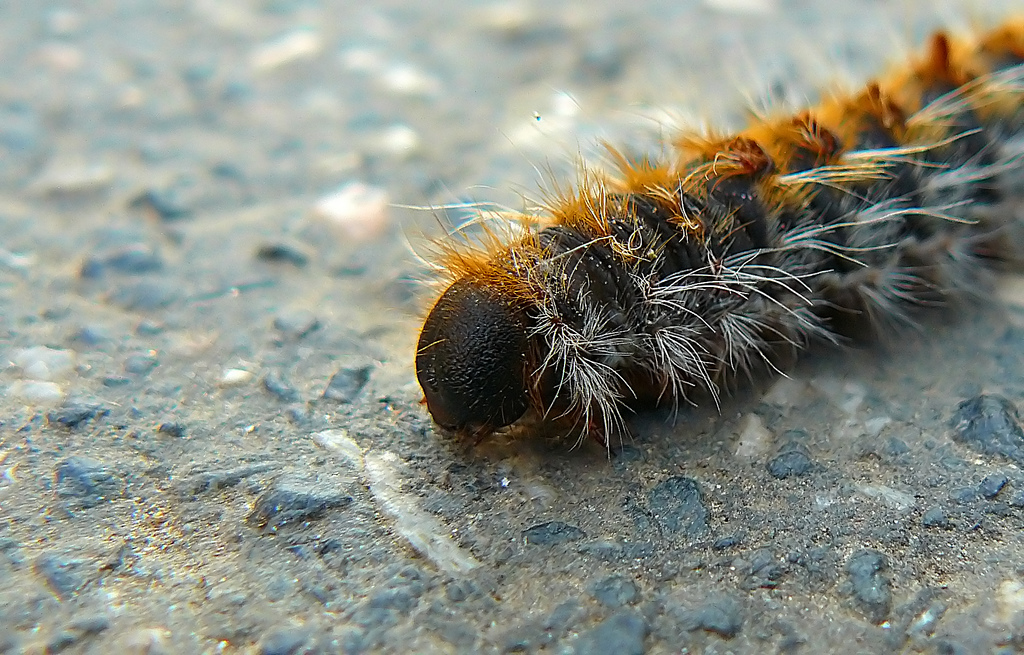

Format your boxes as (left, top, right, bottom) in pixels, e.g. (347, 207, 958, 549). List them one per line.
(415, 20, 1024, 446)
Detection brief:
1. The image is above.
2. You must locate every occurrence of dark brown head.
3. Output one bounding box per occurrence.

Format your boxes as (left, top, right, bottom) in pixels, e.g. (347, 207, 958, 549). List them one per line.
(416, 280, 531, 436)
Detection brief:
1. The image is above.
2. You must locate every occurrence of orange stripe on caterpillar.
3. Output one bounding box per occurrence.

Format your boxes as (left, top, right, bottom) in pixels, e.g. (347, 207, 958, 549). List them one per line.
(415, 19, 1024, 446)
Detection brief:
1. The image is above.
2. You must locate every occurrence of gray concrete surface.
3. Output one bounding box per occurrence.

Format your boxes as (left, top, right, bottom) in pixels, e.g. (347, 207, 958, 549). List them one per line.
(1, 1, 1023, 653)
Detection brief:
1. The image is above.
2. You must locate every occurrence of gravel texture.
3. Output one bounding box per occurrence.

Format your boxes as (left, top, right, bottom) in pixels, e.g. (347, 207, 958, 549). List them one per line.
(2, 1, 1024, 653)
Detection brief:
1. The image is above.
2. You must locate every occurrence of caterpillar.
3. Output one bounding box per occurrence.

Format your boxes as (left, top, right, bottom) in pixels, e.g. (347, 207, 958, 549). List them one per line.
(415, 19, 1024, 447)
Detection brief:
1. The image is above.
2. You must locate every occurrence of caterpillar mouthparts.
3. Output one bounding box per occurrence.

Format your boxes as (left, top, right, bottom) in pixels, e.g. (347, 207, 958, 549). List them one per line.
(416, 20, 1024, 446)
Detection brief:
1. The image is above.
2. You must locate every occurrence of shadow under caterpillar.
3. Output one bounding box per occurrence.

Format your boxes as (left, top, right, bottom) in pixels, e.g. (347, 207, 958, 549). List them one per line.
(416, 19, 1024, 447)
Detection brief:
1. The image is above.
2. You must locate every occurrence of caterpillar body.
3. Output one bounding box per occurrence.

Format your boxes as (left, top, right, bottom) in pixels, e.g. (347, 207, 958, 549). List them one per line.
(415, 20, 1024, 446)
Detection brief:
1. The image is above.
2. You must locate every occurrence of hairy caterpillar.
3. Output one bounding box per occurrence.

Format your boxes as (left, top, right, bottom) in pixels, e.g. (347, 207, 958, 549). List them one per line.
(415, 20, 1024, 446)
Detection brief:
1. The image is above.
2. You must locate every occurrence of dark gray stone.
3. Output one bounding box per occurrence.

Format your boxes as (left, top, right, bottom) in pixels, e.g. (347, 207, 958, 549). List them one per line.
(124, 352, 159, 375)
(256, 242, 310, 267)
(70, 325, 111, 346)
(47, 401, 109, 429)
(135, 319, 164, 335)
(647, 476, 709, 538)
(767, 442, 813, 479)
(129, 187, 192, 221)
(949, 487, 978, 504)
(157, 422, 186, 438)
(81, 243, 163, 278)
(682, 597, 743, 638)
(522, 521, 586, 545)
(978, 473, 1008, 499)
(259, 628, 310, 655)
(445, 579, 474, 603)
(368, 588, 417, 611)
(744, 548, 785, 588)
(55, 456, 123, 507)
(545, 600, 581, 634)
(572, 610, 647, 655)
(108, 280, 179, 311)
(589, 575, 639, 608)
(249, 477, 352, 529)
(884, 437, 910, 456)
(922, 506, 949, 528)
(845, 549, 891, 624)
(33, 553, 87, 599)
(47, 615, 110, 652)
(322, 366, 372, 403)
(263, 372, 300, 402)
(950, 395, 1024, 466)
(272, 311, 320, 340)
(177, 463, 276, 496)
(46, 632, 79, 653)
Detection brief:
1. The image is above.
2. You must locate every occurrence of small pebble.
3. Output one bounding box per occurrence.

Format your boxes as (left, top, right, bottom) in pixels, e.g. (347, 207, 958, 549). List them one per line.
(590, 575, 639, 608)
(322, 366, 371, 403)
(47, 400, 109, 429)
(379, 63, 441, 97)
(129, 187, 191, 221)
(992, 579, 1024, 626)
(251, 30, 323, 72)
(124, 352, 158, 375)
(81, 243, 163, 278)
(883, 437, 910, 457)
(53, 615, 110, 651)
(70, 325, 110, 347)
(255, 242, 310, 267)
(176, 463, 276, 496)
(522, 521, 585, 546)
(9, 380, 64, 403)
(683, 597, 744, 638)
(249, 477, 352, 529)
(34, 553, 87, 599)
(272, 310, 320, 340)
(136, 319, 165, 335)
(374, 124, 421, 159)
(922, 506, 950, 528)
(108, 280, 179, 311)
(766, 442, 813, 479)
(29, 159, 112, 195)
(220, 368, 253, 386)
(979, 473, 1008, 499)
(950, 395, 1024, 466)
(12, 346, 75, 380)
(572, 610, 647, 655)
(262, 372, 300, 402)
(845, 549, 891, 624)
(259, 627, 311, 655)
(157, 422, 186, 438)
(950, 487, 978, 505)
(313, 182, 390, 242)
(857, 484, 916, 512)
(703, 0, 776, 15)
(55, 456, 123, 507)
(445, 580, 474, 603)
(733, 413, 772, 460)
(647, 476, 709, 538)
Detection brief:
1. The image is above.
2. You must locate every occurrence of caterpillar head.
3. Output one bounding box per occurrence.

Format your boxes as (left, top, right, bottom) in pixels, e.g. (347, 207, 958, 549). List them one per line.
(416, 280, 531, 437)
